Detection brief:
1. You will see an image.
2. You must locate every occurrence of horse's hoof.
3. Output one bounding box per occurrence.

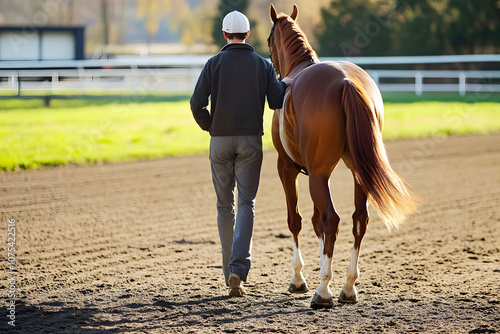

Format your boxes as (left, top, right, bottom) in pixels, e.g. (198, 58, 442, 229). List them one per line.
(289, 283, 308, 293)
(310, 293, 334, 309)
(338, 289, 358, 304)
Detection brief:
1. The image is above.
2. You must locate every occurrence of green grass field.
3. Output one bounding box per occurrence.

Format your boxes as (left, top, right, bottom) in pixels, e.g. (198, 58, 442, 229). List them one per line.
(1, 93, 499, 171)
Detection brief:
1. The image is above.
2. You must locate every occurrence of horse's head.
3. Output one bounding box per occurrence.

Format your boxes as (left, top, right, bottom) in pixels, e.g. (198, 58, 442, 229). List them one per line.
(268, 4, 316, 79)
(268, 4, 298, 79)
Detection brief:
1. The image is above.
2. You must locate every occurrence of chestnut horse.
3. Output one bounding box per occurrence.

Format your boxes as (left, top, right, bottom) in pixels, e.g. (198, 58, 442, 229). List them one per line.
(268, 4, 418, 308)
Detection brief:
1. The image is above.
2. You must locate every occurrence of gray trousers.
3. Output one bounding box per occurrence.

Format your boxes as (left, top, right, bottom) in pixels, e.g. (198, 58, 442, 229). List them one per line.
(209, 135, 263, 285)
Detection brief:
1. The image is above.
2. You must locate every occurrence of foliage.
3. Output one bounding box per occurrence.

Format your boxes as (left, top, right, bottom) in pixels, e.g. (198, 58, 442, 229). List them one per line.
(0, 1, 497, 57)
(316, 0, 393, 57)
(445, 0, 500, 54)
(135, 0, 192, 44)
(316, 0, 500, 56)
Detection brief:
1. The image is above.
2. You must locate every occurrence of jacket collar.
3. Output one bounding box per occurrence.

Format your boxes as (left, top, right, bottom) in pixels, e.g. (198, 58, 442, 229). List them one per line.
(220, 43, 255, 52)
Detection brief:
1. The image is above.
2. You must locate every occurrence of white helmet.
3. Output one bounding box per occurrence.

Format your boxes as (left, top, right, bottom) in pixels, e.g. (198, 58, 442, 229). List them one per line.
(222, 10, 250, 33)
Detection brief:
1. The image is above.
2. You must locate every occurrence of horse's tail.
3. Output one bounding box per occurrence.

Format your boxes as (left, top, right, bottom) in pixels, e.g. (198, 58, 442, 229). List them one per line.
(341, 78, 418, 230)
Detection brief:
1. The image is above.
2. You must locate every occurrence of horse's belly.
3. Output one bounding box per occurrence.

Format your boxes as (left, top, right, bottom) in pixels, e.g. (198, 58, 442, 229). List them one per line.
(278, 91, 303, 166)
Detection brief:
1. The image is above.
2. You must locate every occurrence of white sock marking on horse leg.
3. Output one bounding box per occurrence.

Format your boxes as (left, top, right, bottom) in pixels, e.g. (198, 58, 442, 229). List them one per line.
(343, 245, 360, 297)
(290, 242, 306, 287)
(343, 218, 363, 297)
(316, 237, 333, 299)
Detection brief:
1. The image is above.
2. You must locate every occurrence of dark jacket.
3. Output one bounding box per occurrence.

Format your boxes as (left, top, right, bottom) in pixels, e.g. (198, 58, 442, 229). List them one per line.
(190, 43, 286, 136)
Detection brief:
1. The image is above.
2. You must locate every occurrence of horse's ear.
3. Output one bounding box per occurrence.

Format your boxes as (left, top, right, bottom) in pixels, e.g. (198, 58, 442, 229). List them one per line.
(270, 3, 278, 23)
(290, 4, 298, 21)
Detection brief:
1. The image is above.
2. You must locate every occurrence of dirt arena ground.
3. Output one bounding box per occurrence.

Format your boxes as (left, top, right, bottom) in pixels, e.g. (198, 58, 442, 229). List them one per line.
(1, 133, 499, 333)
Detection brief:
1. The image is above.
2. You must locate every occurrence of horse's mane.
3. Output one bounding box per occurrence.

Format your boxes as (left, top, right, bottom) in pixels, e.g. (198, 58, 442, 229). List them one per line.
(274, 14, 318, 76)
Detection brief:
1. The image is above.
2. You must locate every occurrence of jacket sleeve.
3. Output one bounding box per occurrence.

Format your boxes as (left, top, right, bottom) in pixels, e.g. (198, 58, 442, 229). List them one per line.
(265, 64, 287, 110)
(190, 61, 212, 131)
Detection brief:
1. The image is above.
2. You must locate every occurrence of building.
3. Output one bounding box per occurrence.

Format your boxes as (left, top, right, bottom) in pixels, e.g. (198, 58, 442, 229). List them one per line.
(0, 26, 84, 61)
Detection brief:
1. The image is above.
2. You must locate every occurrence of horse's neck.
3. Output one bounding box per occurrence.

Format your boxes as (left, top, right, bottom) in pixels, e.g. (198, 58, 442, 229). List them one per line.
(287, 57, 319, 79)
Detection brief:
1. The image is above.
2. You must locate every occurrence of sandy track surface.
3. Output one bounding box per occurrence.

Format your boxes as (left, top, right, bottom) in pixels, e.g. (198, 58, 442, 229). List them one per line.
(1, 134, 499, 333)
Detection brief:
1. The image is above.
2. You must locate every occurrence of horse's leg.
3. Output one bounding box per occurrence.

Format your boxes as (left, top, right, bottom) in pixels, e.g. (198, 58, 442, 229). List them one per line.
(309, 173, 340, 308)
(339, 179, 369, 303)
(277, 156, 308, 293)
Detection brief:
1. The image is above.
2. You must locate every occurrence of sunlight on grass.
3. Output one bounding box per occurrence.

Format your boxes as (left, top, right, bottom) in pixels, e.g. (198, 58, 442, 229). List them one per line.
(0, 99, 208, 170)
(1, 96, 499, 170)
(382, 102, 500, 139)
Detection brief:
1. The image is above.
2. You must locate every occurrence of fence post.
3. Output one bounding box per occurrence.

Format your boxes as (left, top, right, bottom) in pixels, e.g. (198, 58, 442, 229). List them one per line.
(52, 71, 59, 92)
(77, 66, 86, 96)
(9, 72, 19, 96)
(459, 72, 466, 96)
(131, 65, 139, 95)
(415, 71, 423, 96)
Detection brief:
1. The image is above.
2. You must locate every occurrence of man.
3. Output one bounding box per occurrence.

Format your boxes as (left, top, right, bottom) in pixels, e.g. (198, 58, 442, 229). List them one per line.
(190, 10, 290, 297)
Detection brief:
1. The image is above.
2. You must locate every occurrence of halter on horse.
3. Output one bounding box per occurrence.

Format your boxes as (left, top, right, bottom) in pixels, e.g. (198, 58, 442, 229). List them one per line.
(268, 4, 418, 308)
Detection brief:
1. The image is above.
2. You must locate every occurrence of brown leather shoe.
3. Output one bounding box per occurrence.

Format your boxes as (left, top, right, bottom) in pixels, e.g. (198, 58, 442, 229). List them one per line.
(228, 273, 246, 297)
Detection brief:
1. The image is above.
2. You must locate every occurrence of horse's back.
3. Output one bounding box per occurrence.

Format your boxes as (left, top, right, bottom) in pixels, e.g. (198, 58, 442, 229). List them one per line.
(291, 60, 381, 117)
(294, 61, 382, 110)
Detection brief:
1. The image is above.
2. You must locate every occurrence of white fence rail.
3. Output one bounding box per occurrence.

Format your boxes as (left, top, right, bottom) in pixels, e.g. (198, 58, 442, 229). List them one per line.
(0, 67, 203, 95)
(0, 54, 499, 97)
(366, 70, 500, 96)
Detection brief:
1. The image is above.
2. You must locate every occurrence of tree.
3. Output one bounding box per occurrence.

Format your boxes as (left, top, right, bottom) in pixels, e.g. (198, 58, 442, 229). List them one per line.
(135, 0, 171, 46)
(101, 0, 109, 52)
(445, 0, 500, 54)
(136, 0, 202, 49)
(316, 0, 499, 57)
(315, 0, 393, 57)
(387, 0, 446, 56)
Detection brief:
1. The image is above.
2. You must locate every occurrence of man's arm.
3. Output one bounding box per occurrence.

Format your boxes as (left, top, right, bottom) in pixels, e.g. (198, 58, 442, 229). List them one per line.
(190, 62, 212, 131)
(266, 65, 288, 110)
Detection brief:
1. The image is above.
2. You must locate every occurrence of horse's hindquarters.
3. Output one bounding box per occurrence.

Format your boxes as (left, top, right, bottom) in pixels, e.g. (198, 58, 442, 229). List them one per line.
(290, 63, 347, 175)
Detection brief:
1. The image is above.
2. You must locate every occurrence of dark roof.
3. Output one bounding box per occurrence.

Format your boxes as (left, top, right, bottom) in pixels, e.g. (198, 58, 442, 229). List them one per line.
(0, 26, 84, 31)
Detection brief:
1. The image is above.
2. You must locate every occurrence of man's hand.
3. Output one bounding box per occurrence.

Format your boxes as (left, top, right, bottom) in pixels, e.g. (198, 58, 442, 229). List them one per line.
(281, 76, 293, 87)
